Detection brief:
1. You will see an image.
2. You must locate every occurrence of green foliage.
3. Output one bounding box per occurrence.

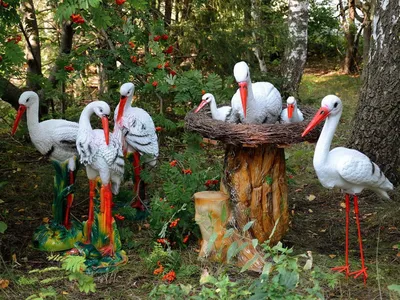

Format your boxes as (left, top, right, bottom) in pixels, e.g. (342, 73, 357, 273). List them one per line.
(149, 132, 222, 247)
(26, 287, 57, 300)
(388, 284, 400, 295)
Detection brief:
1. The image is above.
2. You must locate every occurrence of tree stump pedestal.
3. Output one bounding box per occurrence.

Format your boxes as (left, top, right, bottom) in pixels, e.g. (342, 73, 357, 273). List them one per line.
(186, 104, 321, 270)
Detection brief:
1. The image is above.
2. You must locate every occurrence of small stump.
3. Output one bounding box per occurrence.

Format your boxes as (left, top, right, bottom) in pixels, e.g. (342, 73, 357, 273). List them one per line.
(186, 105, 321, 246)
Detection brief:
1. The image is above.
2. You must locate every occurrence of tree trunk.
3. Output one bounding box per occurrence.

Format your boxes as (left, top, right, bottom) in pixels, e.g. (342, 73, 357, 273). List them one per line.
(251, 0, 267, 74)
(164, 0, 172, 28)
(340, 0, 358, 74)
(348, 1, 400, 185)
(361, 1, 373, 79)
(20, 0, 42, 90)
(0, 76, 22, 110)
(182, 0, 191, 20)
(280, 0, 309, 98)
(221, 144, 289, 245)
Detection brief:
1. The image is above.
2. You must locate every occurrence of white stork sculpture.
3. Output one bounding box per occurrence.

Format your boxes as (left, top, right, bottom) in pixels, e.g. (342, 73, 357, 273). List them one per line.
(302, 95, 393, 284)
(194, 93, 232, 122)
(227, 61, 282, 124)
(77, 100, 124, 256)
(280, 96, 304, 123)
(115, 82, 159, 210)
(12, 91, 78, 229)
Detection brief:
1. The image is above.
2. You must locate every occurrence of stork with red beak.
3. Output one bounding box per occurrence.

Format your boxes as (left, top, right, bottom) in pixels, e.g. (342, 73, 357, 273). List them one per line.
(280, 97, 304, 123)
(77, 101, 124, 256)
(302, 95, 393, 284)
(194, 93, 232, 121)
(12, 91, 78, 230)
(226, 61, 282, 124)
(115, 82, 159, 210)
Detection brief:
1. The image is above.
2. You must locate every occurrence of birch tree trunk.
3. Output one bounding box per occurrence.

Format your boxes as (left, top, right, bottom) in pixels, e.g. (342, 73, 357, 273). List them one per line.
(348, 0, 400, 185)
(280, 0, 309, 98)
(251, 0, 267, 73)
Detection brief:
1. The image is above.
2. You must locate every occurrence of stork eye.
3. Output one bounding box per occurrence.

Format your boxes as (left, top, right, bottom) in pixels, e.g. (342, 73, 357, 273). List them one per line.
(26, 98, 30, 102)
(333, 102, 338, 108)
(99, 108, 103, 113)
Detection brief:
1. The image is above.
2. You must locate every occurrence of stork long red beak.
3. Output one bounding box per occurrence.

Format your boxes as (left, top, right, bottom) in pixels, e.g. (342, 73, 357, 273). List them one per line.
(102, 116, 110, 145)
(194, 100, 208, 113)
(301, 107, 330, 137)
(11, 105, 27, 135)
(238, 82, 248, 118)
(287, 104, 294, 119)
(116, 96, 127, 124)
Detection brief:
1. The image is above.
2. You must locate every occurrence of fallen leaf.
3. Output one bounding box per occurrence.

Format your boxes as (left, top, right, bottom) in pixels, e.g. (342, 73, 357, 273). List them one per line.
(295, 189, 302, 193)
(307, 194, 316, 201)
(42, 217, 49, 223)
(143, 223, 150, 229)
(62, 291, 69, 295)
(319, 229, 326, 232)
(340, 202, 346, 209)
(393, 245, 398, 250)
(34, 185, 38, 189)
(18, 208, 24, 212)
(308, 209, 313, 213)
(0, 279, 9, 289)
(329, 254, 336, 259)
(0, 199, 4, 204)
(397, 253, 400, 257)
(17, 168, 21, 172)
(199, 268, 210, 284)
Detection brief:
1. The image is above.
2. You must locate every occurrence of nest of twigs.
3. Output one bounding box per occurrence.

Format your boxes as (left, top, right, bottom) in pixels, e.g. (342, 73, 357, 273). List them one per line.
(184, 104, 322, 146)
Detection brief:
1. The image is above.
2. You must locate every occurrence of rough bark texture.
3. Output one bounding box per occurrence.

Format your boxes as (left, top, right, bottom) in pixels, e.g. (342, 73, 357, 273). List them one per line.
(20, 0, 42, 90)
(281, 0, 309, 98)
(348, 0, 400, 185)
(194, 191, 264, 272)
(185, 105, 321, 146)
(221, 144, 289, 245)
(251, 0, 267, 73)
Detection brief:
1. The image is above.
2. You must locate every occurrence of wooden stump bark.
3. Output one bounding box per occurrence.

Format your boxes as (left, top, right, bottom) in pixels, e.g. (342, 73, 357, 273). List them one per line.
(194, 191, 265, 272)
(221, 144, 289, 245)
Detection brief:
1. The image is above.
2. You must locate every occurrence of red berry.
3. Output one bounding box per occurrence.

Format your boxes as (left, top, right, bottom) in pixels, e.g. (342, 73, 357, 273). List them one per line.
(116, 0, 126, 5)
(130, 55, 137, 63)
(152, 81, 158, 87)
(169, 70, 176, 76)
(163, 45, 173, 54)
(128, 41, 135, 48)
(157, 64, 162, 69)
(0, 55, 2, 62)
(153, 35, 161, 42)
(161, 34, 169, 40)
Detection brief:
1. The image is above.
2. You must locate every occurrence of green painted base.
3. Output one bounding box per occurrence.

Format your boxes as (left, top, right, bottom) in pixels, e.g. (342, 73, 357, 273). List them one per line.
(32, 220, 84, 252)
(71, 241, 128, 274)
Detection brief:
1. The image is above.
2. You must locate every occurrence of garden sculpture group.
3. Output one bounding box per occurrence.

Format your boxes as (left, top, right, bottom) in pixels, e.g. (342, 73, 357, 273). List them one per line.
(12, 61, 392, 281)
(11, 83, 159, 273)
(189, 62, 393, 283)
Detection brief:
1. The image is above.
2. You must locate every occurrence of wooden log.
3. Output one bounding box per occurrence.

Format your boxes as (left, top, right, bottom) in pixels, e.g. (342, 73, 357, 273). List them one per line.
(221, 143, 289, 245)
(194, 191, 264, 272)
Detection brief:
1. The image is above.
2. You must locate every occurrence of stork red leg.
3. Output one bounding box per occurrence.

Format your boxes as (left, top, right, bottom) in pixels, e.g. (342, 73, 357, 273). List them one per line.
(85, 179, 96, 243)
(131, 151, 145, 210)
(100, 183, 115, 256)
(349, 195, 368, 284)
(332, 193, 350, 276)
(63, 170, 75, 229)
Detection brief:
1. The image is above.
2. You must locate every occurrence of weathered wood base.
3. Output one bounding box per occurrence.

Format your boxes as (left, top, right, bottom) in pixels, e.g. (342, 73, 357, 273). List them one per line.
(194, 191, 264, 272)
(221, 144, 289, 245)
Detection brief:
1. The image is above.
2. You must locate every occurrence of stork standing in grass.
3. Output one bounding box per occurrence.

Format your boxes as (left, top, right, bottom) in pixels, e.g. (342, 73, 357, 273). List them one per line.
(77, 101, 124, 256)
(302, 95, 393, 284)
(280, 96, 304, 123)
(226, 61, 282, 124)
(115, 82, 159, 210)
(12, 91, 78, 229)
(194, 93, 232, 121)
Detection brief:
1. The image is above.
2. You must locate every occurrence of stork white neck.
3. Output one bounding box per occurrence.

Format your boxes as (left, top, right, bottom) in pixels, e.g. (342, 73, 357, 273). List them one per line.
(313, 111, 341, 169)
(26, 97, 40, 132)
(78, 105, 95, 131)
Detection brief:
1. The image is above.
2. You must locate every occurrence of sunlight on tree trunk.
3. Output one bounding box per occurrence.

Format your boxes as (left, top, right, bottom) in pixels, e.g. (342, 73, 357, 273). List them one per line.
(251, 0, 267, 73)
(281, 0, 309, 98)
(348, 0, 400, 185)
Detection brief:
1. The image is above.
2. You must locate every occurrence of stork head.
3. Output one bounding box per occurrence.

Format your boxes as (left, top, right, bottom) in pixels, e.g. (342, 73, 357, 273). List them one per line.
(12, 91, 39, 135)
(233, 61, 250, 118)
(302, 95, 342, 137)
(286, 96, 297, 119)
(194, 93, 215, 113)
(92, 101, 111, 145)
(117, 82, 135, 124)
